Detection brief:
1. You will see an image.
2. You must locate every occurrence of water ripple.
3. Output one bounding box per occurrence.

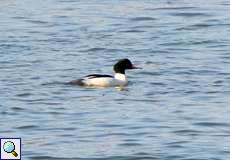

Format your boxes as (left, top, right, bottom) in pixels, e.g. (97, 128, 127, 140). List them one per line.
(170, 12, 211, 17)
(193, 122, 230, 127)
(129, 17, 156, 22)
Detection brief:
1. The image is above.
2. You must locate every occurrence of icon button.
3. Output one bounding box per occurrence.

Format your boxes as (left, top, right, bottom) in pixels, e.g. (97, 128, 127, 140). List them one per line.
(1, 138, 21, 160)
(3, 141, 18, 157)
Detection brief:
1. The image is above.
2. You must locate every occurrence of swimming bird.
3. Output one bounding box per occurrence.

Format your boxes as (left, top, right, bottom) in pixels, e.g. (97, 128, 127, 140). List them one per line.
(69, 58, 140, 87)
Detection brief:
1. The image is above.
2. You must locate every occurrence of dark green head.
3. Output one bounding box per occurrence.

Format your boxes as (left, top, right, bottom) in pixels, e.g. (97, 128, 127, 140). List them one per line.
(113, 59, 138, 74)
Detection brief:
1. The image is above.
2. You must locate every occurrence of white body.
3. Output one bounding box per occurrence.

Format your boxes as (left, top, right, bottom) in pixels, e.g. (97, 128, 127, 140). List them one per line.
(83, 73, 128, 87)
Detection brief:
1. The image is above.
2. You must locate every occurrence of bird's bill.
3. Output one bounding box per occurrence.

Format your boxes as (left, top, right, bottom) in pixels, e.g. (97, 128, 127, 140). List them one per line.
(131, 65, 142, 69)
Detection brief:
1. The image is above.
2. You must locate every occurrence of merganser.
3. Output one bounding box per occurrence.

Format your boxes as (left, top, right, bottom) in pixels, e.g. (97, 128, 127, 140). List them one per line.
(69, 58, 140, 87)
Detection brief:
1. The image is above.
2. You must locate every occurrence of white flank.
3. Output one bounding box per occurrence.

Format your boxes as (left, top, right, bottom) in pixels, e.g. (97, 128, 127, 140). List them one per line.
(82, 73, 128, 87)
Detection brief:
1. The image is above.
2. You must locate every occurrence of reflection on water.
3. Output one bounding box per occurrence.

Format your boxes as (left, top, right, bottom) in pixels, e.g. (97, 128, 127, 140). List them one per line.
(1, 0, 230, 159)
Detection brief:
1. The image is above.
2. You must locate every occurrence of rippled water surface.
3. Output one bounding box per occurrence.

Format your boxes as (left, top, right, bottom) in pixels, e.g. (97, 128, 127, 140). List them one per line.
(1, 0, 230, 159)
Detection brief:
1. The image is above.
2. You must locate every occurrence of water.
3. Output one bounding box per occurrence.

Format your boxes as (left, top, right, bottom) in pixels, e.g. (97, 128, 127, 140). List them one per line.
(1, 0, 230, 159)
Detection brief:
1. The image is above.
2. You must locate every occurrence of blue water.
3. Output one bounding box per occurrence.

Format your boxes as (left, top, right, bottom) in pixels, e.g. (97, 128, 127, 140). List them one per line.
(1, 0, 230, 159)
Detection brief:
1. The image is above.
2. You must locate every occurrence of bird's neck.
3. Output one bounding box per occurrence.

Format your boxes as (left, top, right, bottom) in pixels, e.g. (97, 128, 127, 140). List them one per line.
(113, 66, 125, 74)
(114, 73, 127, 81)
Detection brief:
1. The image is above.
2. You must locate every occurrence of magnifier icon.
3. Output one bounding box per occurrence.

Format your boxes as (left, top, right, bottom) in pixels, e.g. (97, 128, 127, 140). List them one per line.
(3, 141, 18, 157)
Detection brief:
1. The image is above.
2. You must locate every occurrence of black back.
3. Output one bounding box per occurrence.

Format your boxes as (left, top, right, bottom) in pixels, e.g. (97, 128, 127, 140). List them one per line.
(85, 74, 113, 79)
(68, 74, 113, 86)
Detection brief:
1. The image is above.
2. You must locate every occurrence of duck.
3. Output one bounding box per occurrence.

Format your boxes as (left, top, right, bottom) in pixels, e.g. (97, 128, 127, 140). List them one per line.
(68, 58, 140, 87)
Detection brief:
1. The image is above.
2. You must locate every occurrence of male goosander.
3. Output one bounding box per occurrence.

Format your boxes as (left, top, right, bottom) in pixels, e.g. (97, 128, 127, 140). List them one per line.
(69, 58, 139, 87)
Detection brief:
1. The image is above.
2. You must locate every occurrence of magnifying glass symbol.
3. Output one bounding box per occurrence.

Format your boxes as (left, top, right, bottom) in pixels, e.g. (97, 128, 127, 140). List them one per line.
(3, 141, 18, 157)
